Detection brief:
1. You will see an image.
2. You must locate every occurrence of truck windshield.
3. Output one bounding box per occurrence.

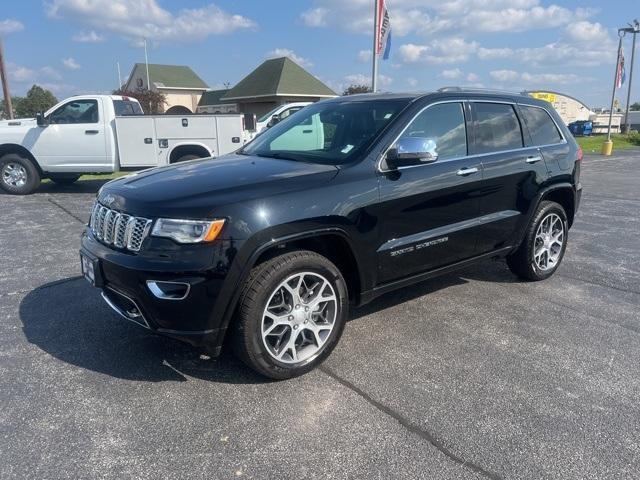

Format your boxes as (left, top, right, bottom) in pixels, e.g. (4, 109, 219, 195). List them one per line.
(242, 99, 410, 165)
(113, 100, 144, 116)
(257, 105, 285, 123)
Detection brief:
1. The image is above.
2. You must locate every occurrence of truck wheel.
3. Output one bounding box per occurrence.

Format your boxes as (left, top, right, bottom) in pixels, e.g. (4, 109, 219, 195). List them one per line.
(507, 201, 568, 281)
(50, 174, 81, 185)
(233, 250, 348, 380)
(0, 153, 41, 195)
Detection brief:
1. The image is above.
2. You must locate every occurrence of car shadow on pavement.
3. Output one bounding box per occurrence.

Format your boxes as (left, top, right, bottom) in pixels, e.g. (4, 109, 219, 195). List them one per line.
(0, 179, 112, 195)
(19, 260, 518, 384)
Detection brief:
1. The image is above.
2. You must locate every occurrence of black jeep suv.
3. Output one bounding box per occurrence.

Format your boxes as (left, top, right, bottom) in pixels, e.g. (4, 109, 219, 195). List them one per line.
(80, 90, 582, 379)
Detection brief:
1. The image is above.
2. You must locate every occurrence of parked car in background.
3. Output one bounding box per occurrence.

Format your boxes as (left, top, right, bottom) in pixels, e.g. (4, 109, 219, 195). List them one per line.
(80, 90, 582, 379)
(0, 95, 250, 195)
(568, 120, 593, 136)
(254, 102, 312, 133)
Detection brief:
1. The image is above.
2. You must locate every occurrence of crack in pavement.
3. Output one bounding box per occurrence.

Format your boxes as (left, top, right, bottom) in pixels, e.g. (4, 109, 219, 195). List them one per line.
(320, 365, 503, 480)
(556, 272, 640, 296)
(47, 197, 87, 224)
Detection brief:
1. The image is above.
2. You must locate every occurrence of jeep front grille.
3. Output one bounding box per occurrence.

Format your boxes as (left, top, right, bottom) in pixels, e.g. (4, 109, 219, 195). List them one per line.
(89, 202, 152, 252)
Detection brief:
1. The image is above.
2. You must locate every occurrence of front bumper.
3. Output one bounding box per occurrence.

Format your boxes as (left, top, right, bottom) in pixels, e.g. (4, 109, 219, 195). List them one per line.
(80, 230, 236, 354)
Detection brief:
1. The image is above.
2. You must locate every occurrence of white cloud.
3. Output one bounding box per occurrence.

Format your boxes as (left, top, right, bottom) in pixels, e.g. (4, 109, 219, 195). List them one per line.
(407, 77, 418, 87)
(345, 73, 393, 87)
(440, 68, 462, 79)
(7, 63, 37, 83)
(301, 7, 329, 27)
(399, 38, 478, 64)
(462, 5, 589, 33)
(565, 21, 609, 43)
(358, 49, 372, 63)
(266, 49, 313, 68)
(62, 57, 81, 70)
(477, 47, 514, 60)
(0, 19, 24, 35)
(41, 66, 63, 81)
(466, 73, 480, 82)
(46, 0, 255, 42)
(72, 30, 105, 42)
(489, 70, 520, 83)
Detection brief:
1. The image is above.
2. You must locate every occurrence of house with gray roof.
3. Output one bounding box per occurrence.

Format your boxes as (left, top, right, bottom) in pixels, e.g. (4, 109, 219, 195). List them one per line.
(125, 63, 209, 114)
(197, 57, 337, 117)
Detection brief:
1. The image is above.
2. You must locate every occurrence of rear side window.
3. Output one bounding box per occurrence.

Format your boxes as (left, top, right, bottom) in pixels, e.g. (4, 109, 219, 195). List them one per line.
(399, 102, 467, 160)
(474, 103, 523, 154)
(519, 105, 563, 146)
(113, 100, 143, 116)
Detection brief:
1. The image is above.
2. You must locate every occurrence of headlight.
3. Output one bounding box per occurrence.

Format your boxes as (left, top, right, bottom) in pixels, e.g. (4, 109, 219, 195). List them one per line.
(151, 218, 225, 244)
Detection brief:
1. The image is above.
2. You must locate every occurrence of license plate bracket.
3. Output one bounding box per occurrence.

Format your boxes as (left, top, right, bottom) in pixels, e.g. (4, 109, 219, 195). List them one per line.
(80, 251, 103, 288)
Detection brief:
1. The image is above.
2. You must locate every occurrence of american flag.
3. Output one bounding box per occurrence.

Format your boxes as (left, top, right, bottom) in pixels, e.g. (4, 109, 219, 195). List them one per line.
(376, 0, 392, 60)
(616, 47, 626, 89)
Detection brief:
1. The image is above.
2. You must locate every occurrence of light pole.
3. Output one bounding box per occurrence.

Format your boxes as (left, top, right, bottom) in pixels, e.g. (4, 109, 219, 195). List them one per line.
(623, 20, 639, 134)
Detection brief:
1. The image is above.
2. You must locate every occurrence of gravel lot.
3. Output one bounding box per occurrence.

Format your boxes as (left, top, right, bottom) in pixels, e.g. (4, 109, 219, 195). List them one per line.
(1, 151, 639, 479)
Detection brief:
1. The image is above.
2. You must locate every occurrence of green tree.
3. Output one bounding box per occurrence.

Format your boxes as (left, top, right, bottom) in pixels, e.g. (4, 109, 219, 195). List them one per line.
(112, 88, 167, 114)
(342, 84, 372, 96)
(14, 85, 57, 118)
(630, 102, 640, 111)
(0, 96, 24, 119)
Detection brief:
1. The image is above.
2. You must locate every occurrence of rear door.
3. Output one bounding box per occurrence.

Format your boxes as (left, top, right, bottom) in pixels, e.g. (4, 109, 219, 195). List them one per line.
(470, 101, 550, 254)
(375, 100, 484, 284)
(518, 103, 571, 173)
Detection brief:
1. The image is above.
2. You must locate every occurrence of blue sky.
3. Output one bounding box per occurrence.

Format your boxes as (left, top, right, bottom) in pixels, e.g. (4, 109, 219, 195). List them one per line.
(0, 0, 637, 108)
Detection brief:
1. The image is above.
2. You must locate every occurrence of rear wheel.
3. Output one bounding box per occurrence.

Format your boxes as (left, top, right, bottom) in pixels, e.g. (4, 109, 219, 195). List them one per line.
(507, 200, 568, 281)
(50, 174, 80, 185)
(173, 154, 200, 163)
(0, 153, 40, 195)
(233, 250, 348, 379)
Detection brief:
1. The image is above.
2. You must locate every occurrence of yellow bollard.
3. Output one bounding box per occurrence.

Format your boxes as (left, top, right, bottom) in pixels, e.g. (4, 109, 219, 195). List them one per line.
(601, 140, 613, 156)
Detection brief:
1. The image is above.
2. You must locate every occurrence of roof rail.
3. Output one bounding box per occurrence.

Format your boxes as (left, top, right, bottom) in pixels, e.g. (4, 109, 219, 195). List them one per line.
(437, 86, 527, 96)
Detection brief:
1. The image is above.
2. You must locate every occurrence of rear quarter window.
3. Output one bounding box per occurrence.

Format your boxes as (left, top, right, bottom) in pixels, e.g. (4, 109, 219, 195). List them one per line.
(474, 103, 523, 154)
(519, 105, 563, 146)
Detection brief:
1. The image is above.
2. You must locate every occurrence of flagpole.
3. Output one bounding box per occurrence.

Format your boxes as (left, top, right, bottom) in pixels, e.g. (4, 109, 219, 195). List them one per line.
(603, 31, 625, 155)
(371, 0, 379, 92)
(623, 21, 639, 134)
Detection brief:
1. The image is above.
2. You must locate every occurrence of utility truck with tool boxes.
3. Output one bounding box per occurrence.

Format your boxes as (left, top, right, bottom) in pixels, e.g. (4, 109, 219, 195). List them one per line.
(0, 94, 250, 194)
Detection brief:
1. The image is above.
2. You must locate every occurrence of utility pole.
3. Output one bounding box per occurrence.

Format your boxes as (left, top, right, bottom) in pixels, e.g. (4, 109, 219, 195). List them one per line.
(143, 38, 151, 112)
(623, 20, 639, 134)
(117, 61, 123, 90)
(371, 0, 379, 92)
(0, 38, 14, 120)
(603, 30, 625, 155)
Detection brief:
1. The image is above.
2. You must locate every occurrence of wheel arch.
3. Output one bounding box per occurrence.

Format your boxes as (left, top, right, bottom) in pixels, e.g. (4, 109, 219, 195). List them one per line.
(216, 228, 364, 349)
(168, 143, 212, 164)
(538, 183, 576, 227)
(0, 143, 44, 176)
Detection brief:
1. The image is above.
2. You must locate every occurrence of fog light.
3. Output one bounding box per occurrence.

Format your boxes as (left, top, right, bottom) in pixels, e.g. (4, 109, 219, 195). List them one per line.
(146, 280, 190, 300)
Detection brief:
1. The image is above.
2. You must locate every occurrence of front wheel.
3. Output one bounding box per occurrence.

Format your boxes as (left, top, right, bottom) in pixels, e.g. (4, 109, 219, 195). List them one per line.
(507, 200, 568, 281)
(0, 153, 41, 195)
(233, 251, 348, 379)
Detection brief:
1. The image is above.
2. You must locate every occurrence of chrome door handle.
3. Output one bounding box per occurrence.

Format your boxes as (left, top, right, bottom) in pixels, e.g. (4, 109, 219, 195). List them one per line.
(85, 130, 99, 135)
(526, 155, 543, 164)
(456, 167, 479, 176)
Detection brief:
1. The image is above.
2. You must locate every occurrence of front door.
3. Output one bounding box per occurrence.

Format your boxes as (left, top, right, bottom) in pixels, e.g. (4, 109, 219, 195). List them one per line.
(375, 101, 484, 285)
(30, 98, 109, 171)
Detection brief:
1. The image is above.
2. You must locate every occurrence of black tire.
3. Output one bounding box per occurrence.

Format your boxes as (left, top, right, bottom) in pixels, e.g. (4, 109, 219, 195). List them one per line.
(173, 154, 200, 164)
(0, 153, 41, 195)
(50, 174, 80, 185)
(233, 250, 349, 380)
(507, 200, 568, 281)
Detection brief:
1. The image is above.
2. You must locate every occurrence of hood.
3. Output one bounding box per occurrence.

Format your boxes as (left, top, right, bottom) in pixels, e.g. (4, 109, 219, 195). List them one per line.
(101, 153, 339, 218)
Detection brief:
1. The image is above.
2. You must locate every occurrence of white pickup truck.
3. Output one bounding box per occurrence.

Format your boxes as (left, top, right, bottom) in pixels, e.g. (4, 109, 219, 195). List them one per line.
(0, 94, 249, 194)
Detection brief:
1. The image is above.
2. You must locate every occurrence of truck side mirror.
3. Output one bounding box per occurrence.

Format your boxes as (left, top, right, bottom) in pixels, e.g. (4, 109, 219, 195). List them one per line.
(36, 112, 48, 127)
(267, 114, 280, 128)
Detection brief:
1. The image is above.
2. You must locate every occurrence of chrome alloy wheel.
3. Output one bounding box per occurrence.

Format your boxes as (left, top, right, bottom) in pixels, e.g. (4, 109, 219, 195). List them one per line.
(261, 272, 337, 364)
(2, 162, 28, 188)
(533, 213, 564, 271)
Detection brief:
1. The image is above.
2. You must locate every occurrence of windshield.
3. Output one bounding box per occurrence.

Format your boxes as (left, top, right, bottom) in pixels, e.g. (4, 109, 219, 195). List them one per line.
(242, 99, 409, 165)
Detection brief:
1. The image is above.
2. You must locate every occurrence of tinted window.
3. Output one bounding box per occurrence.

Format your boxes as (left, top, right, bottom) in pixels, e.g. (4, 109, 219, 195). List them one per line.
(49, 100, 99, 124)
(519, 105, 562, 145)
(474, 103, 523, 154)
(242, 100, 409, 165)
(113, 100, 143, 116)
(398, 102, 467, 160)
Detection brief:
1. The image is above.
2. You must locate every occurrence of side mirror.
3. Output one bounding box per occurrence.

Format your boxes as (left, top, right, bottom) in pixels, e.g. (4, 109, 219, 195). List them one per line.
(36, 112, 49, 127)
(386, 137, 438, 169)
(267, 114, 280, 128)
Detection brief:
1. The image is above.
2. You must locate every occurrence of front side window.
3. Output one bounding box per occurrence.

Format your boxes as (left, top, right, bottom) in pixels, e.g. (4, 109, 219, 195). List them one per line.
(519, 105, 563, 146)
(49, 100, 99, 124)
(397, 102, 467, 160)
(242, 99, 409, 165)
(474, 103, 523, 154)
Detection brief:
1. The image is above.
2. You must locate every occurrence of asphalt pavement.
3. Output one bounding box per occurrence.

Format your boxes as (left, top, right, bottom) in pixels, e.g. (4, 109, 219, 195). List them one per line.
(1, 151, 639, 479)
